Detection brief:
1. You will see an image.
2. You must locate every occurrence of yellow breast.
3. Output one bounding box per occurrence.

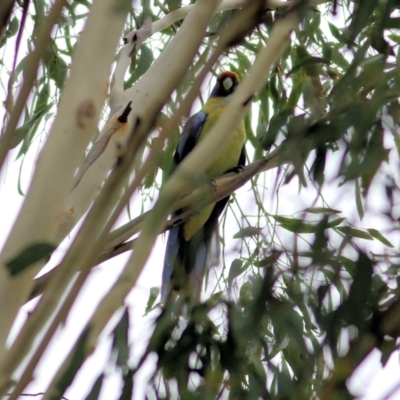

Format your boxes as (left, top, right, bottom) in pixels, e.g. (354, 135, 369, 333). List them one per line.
(183, 97, 246, 241)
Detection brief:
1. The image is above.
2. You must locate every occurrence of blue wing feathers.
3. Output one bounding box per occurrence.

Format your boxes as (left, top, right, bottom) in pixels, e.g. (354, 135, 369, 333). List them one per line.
(175, 111, 207, 164)
(162, 110, 208, 301)
(161, 225, 180, 300)
(161, 103, 246, 302)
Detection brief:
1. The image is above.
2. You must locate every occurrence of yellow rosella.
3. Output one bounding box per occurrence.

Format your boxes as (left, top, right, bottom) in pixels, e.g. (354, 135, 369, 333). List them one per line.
(162, 71, 246, 301)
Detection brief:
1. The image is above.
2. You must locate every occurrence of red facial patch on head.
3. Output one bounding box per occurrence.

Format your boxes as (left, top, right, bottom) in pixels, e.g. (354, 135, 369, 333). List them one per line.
(218, 71, 239, 83)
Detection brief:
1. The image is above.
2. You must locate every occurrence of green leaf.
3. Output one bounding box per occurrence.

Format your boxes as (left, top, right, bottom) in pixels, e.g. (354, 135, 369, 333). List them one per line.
(307, 12, 321, 38)
(7, 17, 19, 38)
(233, 226, 262, 239)
(44, 46, 68, 89)
(144, 287, 159, 315)
(258, 86, 269, 124)
(143, 164, 158, 189)
(6, 243, 55, 276)
(84, 373, 104, 400)
(53, 56, 68, 89)
(51, 328, 90, 400)
(270, 373, 277, 395)
(388, 101, 400, 125)
(304, 207, 341, 214)
(11, 123, 31, 149)
(118, 369, 134, 400)
(239, 281, 253, 307)
(34, 0, 45, 17)
(355, 179, 364, 220)
(286, 80, 303, 110)
(112, 308, 130, 368)
(254, 251, 280, 268)
(273, 216, 318, 234)
(385, 17, 400, 29)
(167, 0, 181, 11)
(322, 43, 332, 63)
(328, 23, 342, 42)
(367, 229, 394, 248)
(337, 226, 373, 240)
(12, 99, 52, 150)
(340, 252, 373, 326)
(347, 0, 378, 43)
(288, 51, 329, 77)
(128, 44, 154, 86)
(388, 33, 400, 44)
(228, 259, 243, 287)
(261, 109, 293, 150)
(277, 360, 295, 396)
(331, 45, 350, 69)
(34, 82, 50, 115)
(12, 54, 31, 82)
(327, 217, 346, 228)
(361, 123, 389, 195)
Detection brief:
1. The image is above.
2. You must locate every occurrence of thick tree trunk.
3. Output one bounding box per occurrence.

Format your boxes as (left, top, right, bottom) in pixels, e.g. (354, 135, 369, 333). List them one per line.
(0, 0, 128, 359)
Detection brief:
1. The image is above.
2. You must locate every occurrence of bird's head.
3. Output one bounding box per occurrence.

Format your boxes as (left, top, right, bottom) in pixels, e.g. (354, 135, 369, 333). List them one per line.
(210, 71, 239, 98)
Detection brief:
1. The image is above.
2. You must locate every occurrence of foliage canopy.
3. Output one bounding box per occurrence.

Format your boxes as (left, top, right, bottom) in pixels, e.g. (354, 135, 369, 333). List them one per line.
(1, 0, 400, 399)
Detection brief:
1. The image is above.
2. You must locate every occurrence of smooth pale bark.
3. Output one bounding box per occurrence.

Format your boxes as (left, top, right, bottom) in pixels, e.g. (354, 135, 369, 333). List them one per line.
(44, 1, 223, 396)
(0, 0, 128, 356)
(55, 0, 224, 241)
(151, 0, 290, 33)
(110, 17, 152, 112)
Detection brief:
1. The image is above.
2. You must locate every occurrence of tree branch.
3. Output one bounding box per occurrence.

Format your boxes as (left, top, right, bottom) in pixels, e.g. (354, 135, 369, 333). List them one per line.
(110, 0, 332, 106)
(55, 0, 224, 244)
(76, 3, 298, 381)
(0, 0, 129, 392)
(0, 0, 69, 357)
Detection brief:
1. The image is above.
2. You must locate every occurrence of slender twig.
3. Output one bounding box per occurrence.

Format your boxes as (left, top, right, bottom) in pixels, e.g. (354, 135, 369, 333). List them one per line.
(5, 0, 30, 113)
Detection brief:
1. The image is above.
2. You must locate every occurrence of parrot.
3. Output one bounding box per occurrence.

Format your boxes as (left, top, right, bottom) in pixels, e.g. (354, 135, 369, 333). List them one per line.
(161, 71, 247, 303)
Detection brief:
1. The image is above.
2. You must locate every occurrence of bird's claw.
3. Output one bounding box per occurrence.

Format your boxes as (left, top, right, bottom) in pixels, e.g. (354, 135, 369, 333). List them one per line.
(227, 164, 244, 174)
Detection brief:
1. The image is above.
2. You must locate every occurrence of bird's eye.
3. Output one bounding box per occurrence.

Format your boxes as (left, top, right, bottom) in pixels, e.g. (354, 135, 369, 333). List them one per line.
(222, 77, 234, 92)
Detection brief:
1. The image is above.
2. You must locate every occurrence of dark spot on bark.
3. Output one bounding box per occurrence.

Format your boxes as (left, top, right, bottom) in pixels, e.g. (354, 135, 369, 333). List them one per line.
(118, 101, 132, 123)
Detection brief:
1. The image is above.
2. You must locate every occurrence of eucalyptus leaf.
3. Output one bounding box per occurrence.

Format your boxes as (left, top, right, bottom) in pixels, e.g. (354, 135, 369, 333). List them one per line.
(337, 226, 373, 240)
(233, 226, 262, 239)
(6, 243, 55, 276)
